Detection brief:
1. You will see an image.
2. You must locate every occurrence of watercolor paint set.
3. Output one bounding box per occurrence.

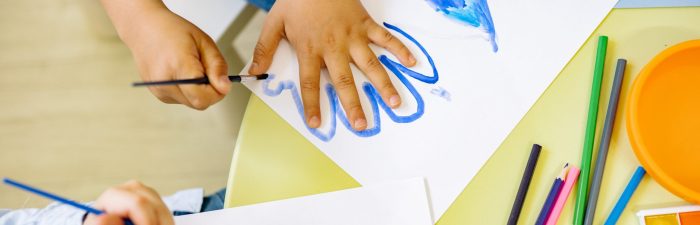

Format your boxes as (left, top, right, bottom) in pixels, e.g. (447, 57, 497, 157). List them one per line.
(637, 205, 700, 225)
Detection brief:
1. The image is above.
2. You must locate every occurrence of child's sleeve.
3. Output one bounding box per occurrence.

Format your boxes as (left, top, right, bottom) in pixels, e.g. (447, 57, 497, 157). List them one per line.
(0, 188, 205, 225)
(0, 202, 85, 225)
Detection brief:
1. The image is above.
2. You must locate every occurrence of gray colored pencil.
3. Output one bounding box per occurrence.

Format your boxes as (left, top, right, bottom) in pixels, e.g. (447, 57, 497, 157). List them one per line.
(583, 58, 627, 225)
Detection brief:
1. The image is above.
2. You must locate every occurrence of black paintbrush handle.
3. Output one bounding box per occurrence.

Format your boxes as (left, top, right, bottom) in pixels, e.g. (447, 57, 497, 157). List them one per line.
(132, 74, 269, 87)
(132, 77, 209, 87)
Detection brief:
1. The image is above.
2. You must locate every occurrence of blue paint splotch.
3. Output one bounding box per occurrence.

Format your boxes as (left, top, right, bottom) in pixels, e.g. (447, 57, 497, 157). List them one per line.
(426, 0, 498, 52)
(431, 87, 452, 101)
(262, 22, 440, 142)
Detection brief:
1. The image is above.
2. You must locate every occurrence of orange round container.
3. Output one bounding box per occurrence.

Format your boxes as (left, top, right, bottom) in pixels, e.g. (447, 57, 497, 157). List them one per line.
(627, 40, 700, 204)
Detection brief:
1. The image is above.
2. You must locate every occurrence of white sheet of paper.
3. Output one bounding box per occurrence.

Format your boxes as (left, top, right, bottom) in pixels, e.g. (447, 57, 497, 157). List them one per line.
(243, 0, 616, 218)
(175, 178, 433, 225)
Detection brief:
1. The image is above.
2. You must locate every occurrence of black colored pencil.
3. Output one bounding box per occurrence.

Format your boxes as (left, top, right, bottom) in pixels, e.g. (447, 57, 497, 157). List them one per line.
(508, 144, 543, 225)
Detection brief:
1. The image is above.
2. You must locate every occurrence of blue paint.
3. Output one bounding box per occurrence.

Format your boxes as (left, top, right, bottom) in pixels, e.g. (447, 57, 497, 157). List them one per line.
(427, 0, 466, 9)
(431, 87, 452, 101)
(426, 0, 498, 52)
(263, 75, 337, 142)
(262, 22, 439, 141)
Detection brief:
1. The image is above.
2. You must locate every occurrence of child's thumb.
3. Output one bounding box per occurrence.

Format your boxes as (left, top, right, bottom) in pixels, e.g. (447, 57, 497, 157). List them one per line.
(249, 15, 283, 75)
(84, 214, 125, 225)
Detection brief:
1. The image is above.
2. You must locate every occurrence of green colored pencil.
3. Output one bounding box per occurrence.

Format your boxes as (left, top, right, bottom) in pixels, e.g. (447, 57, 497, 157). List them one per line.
(573, 35, 608, 225)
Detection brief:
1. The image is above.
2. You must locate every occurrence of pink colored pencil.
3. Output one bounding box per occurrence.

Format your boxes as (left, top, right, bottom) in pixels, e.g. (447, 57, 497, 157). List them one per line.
(545, 166, 581, 225)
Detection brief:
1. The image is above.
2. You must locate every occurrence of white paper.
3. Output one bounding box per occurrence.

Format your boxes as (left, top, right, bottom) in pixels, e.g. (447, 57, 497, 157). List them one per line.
(175, 178, 433, 225)
(243, 0, 617, 218)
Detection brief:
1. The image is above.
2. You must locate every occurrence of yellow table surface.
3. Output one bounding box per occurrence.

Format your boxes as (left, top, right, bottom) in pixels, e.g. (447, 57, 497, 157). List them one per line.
(224, 7, 700, 225)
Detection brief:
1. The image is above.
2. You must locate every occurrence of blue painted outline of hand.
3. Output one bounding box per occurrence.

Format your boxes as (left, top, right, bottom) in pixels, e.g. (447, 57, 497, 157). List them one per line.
(262, 22, 439, 142)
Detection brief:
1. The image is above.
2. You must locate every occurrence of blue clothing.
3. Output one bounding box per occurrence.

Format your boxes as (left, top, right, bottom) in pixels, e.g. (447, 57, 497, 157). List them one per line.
(247, 0, 276, 11)
(174, 188, 227, 216)
(200, 188, 227, 212)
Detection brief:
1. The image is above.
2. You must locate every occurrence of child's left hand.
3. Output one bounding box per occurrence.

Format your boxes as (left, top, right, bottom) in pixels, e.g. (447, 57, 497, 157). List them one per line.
(249, 0, 416, 131)
(83, 181, 174, 225)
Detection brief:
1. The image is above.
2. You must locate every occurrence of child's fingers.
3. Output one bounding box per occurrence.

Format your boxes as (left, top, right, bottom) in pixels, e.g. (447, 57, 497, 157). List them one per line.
(297, 53, 322, 128)
(121, 181, 175, 225)
(96, 187, 161, 225)
(196, 33, 230, 95)
(324, 52, 367, 131)
(176, 58, 223, 110)
(249, 13, 284, 75)
(84, 214, 125, 225)
(146, 83, 192, 107)
(349, 43, 401, 108)
(367, 23, 416, 67)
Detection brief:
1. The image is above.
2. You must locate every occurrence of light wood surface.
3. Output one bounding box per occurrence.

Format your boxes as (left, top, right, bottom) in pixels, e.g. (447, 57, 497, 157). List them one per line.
(0, 0, 266, 208)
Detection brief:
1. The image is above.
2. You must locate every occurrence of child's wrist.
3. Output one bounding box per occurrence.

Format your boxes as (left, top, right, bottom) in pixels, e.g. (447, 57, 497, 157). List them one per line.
(101, 0, 170, 44)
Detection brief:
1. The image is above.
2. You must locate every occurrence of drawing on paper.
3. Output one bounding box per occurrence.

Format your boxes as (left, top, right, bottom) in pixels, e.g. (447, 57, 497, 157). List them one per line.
(262, 22, 440, 142)
(426, 0, 498, 52)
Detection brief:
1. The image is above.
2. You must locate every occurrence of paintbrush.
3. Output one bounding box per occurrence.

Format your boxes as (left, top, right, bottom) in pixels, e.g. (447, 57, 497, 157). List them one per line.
(132, 74, 269, 87)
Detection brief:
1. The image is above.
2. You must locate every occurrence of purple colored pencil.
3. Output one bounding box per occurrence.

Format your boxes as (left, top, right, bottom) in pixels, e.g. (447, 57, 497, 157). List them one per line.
(535, 164, 570, 225)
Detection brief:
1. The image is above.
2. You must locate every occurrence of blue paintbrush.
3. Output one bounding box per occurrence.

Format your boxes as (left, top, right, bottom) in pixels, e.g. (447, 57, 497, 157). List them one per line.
(3, 178, 134, 225)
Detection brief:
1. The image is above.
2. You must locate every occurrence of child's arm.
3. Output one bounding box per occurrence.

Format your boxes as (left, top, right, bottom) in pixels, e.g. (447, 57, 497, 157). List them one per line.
(0, 181, 176, 225)
(101, 0, 231, 110)
(249, 0, 416, 131)
(0, 203, 87, 225)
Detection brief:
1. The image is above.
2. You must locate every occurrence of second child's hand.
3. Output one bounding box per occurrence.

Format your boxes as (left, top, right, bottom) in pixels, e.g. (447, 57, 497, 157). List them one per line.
(84, 181, 174, 225)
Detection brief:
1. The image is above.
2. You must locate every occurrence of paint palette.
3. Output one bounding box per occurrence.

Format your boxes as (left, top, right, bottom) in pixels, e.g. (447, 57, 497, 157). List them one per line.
(637, 206, 700, 225)
(627, 40, 700, 204)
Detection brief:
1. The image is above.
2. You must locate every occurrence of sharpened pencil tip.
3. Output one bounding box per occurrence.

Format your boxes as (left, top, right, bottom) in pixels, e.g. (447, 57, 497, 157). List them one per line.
(558, 164, 571, 180)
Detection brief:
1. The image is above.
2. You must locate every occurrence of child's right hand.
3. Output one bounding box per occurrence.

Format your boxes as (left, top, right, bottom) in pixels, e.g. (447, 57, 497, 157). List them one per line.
(101, 0, 230, 110)
(83, 181, 174, 225)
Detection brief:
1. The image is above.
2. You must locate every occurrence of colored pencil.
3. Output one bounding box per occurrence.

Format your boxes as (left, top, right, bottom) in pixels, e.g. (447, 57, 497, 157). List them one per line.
(545, 166, 581, 225)
(535, 164, 569, 225)
(507, 144, 543, 225)
(574, 35, 608, 225)
(604, 167, 646, 225)
(132, 74, 269, 87)
(3, 178, 134, 225)
(584, 59, 627, 225)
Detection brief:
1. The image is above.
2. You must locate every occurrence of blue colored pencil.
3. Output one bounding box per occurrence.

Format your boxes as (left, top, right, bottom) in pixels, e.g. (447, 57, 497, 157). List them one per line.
(3, 178, 134, 225)
(535, 164, 569, 225)
(603, 167, 646, 225)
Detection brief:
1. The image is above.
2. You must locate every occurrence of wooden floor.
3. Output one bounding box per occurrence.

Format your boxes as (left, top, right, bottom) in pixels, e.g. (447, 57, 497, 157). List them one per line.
(0, 0, 265, 208)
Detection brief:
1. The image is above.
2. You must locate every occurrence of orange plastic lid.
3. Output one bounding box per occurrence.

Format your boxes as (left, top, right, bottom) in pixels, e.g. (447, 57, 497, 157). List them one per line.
(627, 40, 700, 203)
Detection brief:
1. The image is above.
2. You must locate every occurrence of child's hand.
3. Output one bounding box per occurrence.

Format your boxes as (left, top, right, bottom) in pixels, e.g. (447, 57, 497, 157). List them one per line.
(84, 181, 173, 225)
(102, 0, 230, 110)
(249, 0, 416, 130)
